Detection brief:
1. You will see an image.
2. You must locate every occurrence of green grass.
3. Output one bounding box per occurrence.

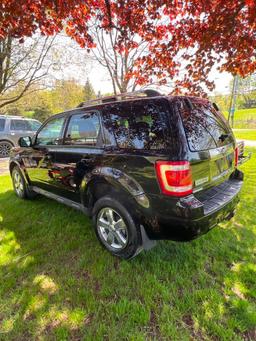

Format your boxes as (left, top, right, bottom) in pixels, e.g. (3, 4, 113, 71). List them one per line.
(0, 150, 256, 340)
(233, 129, 256, 141)
(223, 108, 256, 129)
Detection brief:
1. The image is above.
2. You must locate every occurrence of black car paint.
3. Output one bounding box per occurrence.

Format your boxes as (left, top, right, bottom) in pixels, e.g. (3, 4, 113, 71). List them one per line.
(9, 96, 243, 242)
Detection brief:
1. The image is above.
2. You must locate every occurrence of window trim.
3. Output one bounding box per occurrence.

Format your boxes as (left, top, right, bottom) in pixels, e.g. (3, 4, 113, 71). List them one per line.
(63, 110, 104, 148)
(35, 114, 67, 147)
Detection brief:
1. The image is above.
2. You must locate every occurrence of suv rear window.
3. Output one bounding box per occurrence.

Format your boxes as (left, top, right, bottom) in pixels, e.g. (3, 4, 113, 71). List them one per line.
(178, 99, 233, 151)
(102, 99, 171, 151)
(0, 118, 5, 131)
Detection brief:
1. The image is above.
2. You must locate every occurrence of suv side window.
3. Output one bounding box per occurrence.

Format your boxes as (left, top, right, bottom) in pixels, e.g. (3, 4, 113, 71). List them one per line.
(65, 112, 100, 146)
(101, 100, 170, 150)
(10, 119, 30, 131)
(36, 116, 65, 146)
(0, 118, 5, 131)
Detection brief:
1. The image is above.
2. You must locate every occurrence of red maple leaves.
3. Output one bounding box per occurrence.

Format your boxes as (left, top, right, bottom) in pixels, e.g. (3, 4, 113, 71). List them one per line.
(0, 0, 255, 95)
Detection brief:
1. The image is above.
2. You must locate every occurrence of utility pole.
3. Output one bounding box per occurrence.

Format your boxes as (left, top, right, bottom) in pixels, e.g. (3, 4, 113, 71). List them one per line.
(228, 75, 239, 128)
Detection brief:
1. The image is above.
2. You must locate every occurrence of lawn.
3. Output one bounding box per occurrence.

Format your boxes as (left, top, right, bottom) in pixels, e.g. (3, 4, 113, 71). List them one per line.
(0, 150, 256, 340)
(233, 129, 256, 141)
(223, 108, 256, 129)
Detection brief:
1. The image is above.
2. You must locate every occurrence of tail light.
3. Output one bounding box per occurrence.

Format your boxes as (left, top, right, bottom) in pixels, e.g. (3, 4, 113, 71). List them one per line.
(234, 146, 239, 167)
(155, 161, 193, 197)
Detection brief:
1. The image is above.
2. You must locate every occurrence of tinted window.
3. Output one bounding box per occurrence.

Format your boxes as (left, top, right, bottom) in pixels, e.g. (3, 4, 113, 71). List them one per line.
(65, 112, 100, 145)
(102, 100, 170, 150)
(0, 118, 5, 131)
(178, 99, 233, 151)
(36, 116, 65, 145)
(10, 119, 30, 131)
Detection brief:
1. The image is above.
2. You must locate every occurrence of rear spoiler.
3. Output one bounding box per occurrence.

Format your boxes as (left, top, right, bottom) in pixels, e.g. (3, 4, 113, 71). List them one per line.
(237, 141, 252, 165)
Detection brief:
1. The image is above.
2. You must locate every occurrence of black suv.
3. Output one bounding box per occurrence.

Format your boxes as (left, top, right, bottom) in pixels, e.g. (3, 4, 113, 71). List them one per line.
(9, 90, 245, 259)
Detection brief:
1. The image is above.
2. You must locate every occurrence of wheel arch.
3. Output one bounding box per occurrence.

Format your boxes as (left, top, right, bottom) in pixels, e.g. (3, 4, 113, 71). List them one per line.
(81, 175, 144, 220)
(0, 139, 15, 146)
(9, 160, 29, 185)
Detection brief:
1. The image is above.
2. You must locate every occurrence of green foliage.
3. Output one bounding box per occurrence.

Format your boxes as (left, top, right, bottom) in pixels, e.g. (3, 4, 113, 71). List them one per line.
(211, 94, 231, 112)
(3, 79, 96, 122)
(223, 108, 256, 128)
(33, 106, 52, 122)
(0, 149, 256, 340)
(84, 78, 96, 102)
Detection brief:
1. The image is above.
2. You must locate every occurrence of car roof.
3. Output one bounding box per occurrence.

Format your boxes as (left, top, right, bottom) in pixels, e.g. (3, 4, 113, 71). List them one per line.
(0, 115, 40, 121)
(63, 94, 209, 114)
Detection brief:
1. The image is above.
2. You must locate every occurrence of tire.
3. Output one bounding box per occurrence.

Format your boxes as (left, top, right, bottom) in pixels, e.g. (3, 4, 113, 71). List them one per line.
(0, 140, 13, 158)
(11, 166, 36, 199)
(92, 196, 142, 259)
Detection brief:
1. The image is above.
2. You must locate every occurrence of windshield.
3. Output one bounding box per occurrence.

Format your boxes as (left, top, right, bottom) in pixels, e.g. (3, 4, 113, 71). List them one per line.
(28, 120, 41, 131)
(178, 99, 234, 151)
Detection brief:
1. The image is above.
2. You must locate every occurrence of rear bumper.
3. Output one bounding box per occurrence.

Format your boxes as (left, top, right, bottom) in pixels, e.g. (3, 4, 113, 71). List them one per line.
(143, 171, 243, 241)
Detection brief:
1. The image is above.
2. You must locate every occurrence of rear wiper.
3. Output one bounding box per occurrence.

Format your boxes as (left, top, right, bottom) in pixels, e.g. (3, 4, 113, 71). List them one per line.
(219, 133, 230, 142)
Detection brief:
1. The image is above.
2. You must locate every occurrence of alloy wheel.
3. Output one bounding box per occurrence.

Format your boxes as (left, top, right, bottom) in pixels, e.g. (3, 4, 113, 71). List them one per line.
(13, 170, 24, 196)
(0, 142, 12, 157)
(97, 207, 128, 250)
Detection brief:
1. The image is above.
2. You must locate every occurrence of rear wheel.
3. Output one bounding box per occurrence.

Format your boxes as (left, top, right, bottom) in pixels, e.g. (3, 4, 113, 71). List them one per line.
(92, 196, 142, 259)
(0, 141, 13, 158)
(11, 166, 36, 199)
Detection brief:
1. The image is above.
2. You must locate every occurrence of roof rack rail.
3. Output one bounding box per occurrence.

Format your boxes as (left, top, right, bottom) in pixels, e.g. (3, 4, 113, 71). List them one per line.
(77, 89, 162, 108)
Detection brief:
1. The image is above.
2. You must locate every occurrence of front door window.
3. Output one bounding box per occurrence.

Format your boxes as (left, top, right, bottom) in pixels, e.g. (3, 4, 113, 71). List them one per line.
(36, 117, 65, 146)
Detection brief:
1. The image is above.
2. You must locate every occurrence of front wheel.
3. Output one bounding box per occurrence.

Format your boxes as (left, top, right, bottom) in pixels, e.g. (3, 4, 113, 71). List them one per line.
(11, 166, 36, 199)
(92, 196, 142, 259)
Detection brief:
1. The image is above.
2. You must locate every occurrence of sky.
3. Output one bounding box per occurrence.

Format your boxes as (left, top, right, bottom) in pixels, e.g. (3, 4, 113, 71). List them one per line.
(87, 64, 233, 96)
(53, 35, 233, 96)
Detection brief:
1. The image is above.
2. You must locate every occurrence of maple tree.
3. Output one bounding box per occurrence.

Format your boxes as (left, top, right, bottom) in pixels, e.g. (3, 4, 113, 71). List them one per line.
(0, 0, 255, 95)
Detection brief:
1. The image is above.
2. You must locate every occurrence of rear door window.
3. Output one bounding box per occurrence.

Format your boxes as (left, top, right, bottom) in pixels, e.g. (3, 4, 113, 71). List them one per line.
(64, 112, 100, 146)
(10, 119, 30, 131)
(0, 118, 5, 131)
(178, 99, 234, 151)
(101, 99, 170, 151)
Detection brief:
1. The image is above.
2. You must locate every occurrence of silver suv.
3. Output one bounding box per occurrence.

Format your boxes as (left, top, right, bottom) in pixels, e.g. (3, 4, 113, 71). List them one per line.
(0, 115, 41, 157)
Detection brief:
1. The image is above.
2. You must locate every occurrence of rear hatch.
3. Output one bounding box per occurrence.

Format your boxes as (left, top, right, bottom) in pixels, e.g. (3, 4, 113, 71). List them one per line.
(177, 97, 236, 193)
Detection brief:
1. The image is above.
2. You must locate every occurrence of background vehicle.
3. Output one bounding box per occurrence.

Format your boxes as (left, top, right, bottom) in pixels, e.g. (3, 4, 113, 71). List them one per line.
(0, 115, 41, 157)
(9, 90, 247, 259)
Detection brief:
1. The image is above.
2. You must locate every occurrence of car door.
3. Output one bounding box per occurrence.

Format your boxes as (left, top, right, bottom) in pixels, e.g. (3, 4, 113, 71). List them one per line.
(9, 118, 35, 146)
(49, 110, 104, 203)
(24, 114, 67, 192)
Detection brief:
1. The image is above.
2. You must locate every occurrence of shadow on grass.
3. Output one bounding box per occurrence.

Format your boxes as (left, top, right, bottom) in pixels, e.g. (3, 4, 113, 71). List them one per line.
(0, 186, 256, 340)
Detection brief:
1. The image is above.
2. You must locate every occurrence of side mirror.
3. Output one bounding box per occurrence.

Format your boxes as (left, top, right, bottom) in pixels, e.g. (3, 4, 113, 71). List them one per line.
(18, 136, 32, 147)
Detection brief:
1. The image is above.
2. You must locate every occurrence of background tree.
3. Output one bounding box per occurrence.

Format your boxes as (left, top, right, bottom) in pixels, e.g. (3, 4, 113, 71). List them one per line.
(84, 78, 96, 101)
(0, 35, 55, 110)
(237, 74, 256, 109)
(90, 23, 149, 94)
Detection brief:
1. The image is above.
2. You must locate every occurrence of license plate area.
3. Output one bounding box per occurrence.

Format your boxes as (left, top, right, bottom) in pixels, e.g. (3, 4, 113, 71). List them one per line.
(209, 145, 234, 182)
